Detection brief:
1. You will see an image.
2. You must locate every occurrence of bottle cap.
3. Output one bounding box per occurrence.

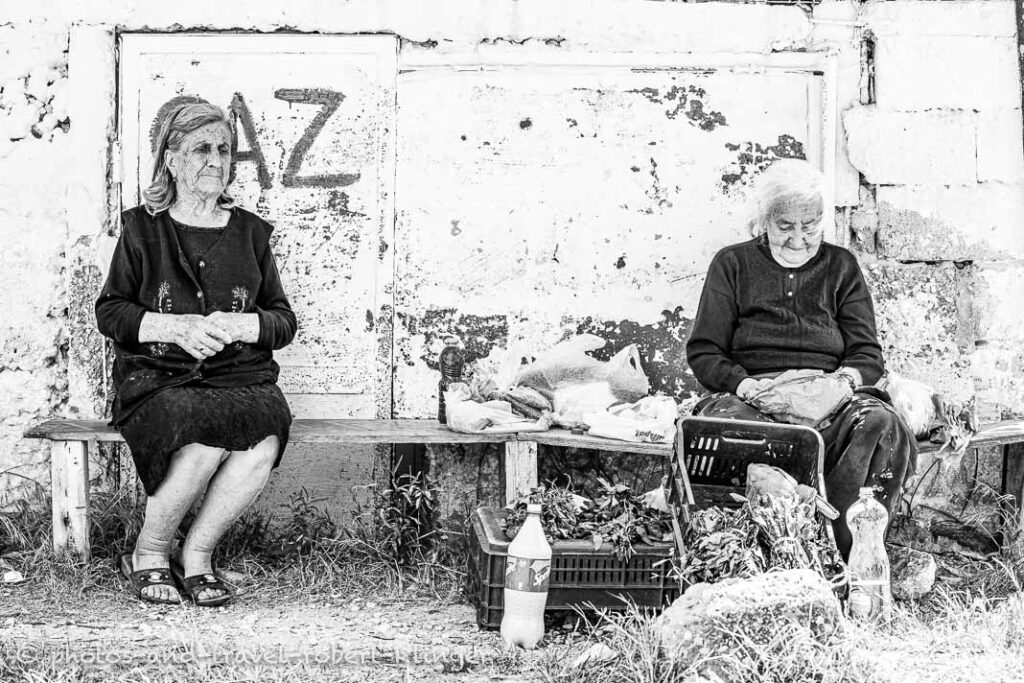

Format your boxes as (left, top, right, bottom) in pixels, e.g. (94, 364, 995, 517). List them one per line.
(526, 503, 542, 514)
(859, 486, 875, 497)
(974, 339, 989, 348)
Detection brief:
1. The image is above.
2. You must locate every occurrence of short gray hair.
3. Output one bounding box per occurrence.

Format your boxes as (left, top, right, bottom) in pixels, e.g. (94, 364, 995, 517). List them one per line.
(142, 101, 235, 215)
(749, 158, 825, 235)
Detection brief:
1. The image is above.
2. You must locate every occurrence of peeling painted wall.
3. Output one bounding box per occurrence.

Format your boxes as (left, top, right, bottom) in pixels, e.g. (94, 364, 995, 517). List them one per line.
(394, 67, 818, 415)
(0, 23, 72, 492)
(1, 0, 1022, 512)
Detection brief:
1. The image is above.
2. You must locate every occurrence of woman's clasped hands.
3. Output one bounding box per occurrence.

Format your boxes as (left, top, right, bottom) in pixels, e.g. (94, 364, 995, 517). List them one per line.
(145, 312, 258, 360)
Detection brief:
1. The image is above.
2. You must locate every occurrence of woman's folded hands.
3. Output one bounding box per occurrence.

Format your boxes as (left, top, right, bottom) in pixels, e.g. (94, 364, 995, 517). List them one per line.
(138, 312, 259, 360)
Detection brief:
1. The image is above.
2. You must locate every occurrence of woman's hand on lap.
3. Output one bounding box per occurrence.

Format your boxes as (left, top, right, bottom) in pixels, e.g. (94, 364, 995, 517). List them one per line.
(140, 313, 231, 360)
(736, 378, 773, 400)
(171, 315, 231, 360)
(205, 311, 259, 345)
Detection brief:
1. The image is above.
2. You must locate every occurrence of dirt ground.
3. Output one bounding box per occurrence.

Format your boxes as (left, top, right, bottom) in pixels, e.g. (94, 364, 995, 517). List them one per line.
(0, 574, 574, 682)
(4, 561, 1024, 683)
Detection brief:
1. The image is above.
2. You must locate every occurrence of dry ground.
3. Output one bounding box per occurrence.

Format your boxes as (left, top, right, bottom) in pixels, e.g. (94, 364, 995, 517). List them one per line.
(0, 565, 559, 682)
(3, 564, 1024, 683)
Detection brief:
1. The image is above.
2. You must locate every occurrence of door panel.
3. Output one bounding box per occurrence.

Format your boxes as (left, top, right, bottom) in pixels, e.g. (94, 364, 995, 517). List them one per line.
(118, 34, 397, 419)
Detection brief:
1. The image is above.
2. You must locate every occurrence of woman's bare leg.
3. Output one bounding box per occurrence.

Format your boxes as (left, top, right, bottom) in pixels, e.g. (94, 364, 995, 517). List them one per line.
(132, 443, 225, 601)
(180, 436, 279, 601)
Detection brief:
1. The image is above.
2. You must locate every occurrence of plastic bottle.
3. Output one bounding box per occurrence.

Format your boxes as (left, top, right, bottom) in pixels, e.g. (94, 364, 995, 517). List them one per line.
(846, 487, 892, 622)
(500, 503, 552, 649)
(437, 336, 465, 424)
(972, 340, 1002, 426)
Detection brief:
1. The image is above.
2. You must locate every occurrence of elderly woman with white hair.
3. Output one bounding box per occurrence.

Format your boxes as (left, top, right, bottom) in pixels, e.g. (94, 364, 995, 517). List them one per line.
(685, 158, 916, 558)
(96, 101, 296, 606)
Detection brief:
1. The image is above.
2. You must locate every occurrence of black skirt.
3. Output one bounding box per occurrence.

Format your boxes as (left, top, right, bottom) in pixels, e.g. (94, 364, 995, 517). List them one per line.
(119, 382, 292, 496)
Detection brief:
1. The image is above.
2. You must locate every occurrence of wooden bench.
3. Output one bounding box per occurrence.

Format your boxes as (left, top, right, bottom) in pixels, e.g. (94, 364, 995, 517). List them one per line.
(23, 417, 1024, 561)
(24, 418, 672, 560)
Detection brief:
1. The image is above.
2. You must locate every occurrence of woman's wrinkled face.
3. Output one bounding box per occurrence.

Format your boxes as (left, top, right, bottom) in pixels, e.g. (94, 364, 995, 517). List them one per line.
(765, 200, 824, 267)
(166, 122, 231, 200)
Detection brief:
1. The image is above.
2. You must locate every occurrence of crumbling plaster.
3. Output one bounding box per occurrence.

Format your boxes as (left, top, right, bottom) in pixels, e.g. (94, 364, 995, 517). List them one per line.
(0, 0, 1021, 503)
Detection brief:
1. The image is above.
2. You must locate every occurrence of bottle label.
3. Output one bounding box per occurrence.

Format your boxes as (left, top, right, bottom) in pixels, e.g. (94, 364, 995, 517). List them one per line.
(504, 556, 551, 592)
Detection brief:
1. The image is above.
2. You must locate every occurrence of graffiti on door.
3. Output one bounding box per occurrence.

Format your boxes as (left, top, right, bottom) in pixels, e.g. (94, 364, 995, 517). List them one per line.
(148, 89, 361, 191)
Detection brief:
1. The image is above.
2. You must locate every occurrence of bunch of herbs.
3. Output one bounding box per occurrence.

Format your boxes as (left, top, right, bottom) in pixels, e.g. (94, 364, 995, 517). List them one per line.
(504, 478, 674, 560)
(676, 492, 845, 588)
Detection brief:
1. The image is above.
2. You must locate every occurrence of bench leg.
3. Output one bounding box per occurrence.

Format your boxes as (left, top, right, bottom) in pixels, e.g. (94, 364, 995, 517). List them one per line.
(502, 441, 538, 505)
(51, 440, 91, 561)
(1002, 443, 1024, 538)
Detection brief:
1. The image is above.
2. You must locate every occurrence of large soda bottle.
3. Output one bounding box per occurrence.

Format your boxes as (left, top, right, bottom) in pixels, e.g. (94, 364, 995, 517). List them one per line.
(846, 487, 892, 622)
(500, 503, 552, 649)
(437, 336, 465, 424)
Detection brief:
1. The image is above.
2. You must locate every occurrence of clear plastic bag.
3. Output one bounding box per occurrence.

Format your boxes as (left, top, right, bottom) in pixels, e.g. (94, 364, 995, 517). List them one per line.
(582, 396, 678, 444)
(443, 383, 552, 434)
(514, 335, 651, 425)
(747, 369, 852, 429)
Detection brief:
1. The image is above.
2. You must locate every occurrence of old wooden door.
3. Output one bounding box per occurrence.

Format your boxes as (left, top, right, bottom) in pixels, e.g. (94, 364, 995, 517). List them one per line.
(118, 34, 397, 420)
(117, 34, 397, 515)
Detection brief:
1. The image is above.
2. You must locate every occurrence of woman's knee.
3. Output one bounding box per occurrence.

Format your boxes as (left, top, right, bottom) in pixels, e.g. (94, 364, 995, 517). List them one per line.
(230, 435, 279, 469)
(168, 443, 226, 477)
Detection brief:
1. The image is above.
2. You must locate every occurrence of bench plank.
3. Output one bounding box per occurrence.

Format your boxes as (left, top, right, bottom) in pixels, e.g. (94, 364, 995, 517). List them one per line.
(25, 418, 517, 444)
(530, 431, 672, 456)
(918, 419, 1024, 454)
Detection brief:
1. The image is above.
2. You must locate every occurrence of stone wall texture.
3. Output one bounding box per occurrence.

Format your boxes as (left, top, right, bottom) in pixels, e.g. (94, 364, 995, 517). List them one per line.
(0, 0, 1021, 515)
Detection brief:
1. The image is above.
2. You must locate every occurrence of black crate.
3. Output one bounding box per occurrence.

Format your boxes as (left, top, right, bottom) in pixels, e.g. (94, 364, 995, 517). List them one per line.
(671, 415, 827, 513)
(468, 507, 679, 630)
(667, 415, 844, 588)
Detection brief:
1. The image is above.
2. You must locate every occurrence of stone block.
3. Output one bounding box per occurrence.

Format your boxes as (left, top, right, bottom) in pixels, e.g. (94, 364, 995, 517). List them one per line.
(888, 545, 936, 600)
(973, 264, 1024, 417)
(863, 1, 1017, 39)
(849, 185, 878, 253)
(977, 110, 1024, 183)
(874, 37, 1020, 111)
(864, 262, 973, 404)
(658, 569, 843, 672)
(876, 185, 1024, 261)
(844, 106, 977, 185)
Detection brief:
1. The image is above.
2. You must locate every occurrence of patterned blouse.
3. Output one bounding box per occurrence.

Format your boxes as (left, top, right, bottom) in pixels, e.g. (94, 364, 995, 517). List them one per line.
(96, 205, 297, 425)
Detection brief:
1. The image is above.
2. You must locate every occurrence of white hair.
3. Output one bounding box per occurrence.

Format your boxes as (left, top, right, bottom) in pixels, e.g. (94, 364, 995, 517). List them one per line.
(748, 159, 826, 236)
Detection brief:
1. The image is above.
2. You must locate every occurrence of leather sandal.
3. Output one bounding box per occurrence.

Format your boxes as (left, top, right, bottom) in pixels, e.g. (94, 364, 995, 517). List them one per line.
(118, 553, 181, 605)
(169, 557, 232, 607)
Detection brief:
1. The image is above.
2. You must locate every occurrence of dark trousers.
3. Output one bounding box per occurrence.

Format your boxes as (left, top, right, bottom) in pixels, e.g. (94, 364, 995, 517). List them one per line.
(695, 392, 918, 558)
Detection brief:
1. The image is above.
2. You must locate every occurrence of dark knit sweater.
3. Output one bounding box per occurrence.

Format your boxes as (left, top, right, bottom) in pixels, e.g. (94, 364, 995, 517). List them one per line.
(96, 205, 297, 425)
(685, 236, 884, 394)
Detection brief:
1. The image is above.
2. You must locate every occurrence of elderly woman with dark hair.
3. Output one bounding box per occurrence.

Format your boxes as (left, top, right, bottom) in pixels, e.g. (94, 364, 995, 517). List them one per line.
(685, 159, 917, 558)
(96, 101, 296, 605)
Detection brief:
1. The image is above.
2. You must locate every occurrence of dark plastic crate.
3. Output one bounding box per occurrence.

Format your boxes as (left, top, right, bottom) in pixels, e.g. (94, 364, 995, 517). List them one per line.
(468, 506, 679, 630)
(667, 415, 842, 581)
(670, 415, 826, 514)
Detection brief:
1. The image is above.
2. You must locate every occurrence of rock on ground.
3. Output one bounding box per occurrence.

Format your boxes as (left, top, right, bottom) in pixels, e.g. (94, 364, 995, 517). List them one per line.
(657, 569, 843, 670)
(889, 544, 937, 600)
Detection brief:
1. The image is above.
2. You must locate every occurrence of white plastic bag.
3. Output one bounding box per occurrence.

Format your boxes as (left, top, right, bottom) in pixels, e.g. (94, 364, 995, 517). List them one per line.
(443, 383, 552, 434)
(583, 411, 675, 444)
(581, 396, 678, 444)
(514, 335, 651, 421)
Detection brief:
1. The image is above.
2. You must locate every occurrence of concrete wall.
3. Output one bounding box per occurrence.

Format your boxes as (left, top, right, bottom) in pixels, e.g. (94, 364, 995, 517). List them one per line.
(0, 0, 1021, 516)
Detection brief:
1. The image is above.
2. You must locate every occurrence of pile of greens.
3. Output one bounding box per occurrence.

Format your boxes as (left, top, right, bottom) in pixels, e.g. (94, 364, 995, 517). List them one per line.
(677, 492, 845, 588)
(503, 479, 674, 561)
